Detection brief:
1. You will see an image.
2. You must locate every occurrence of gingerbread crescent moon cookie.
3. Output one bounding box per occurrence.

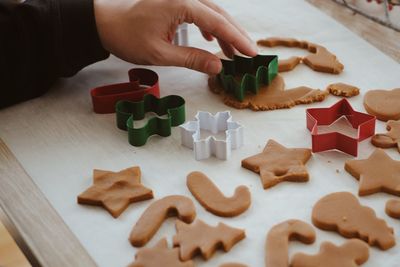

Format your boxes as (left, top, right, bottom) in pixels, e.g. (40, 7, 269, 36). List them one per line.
(187, 171, 251, 217)
(312, 192, 395, 250)
(386, 199, 400, 219)
(371, 120, 400, 152)
(265, 219, 316, 267)
(129, 195, 196, 247)
(364, 88, 400, 121)
(291, 239, 369, 267)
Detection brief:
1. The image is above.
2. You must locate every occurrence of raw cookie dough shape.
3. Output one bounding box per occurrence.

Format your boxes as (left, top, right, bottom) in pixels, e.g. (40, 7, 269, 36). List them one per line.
(186, 171, 251, 217)
(242, 139, 312, 189)
(128, 238, 194, 267)
(173, 219, 245, 261)
(180, 111, 244, 160)
(265, 219, 316, 267)
(364, 88, 400, 121)
(291, 239, 369, 267)
(77, 167, 153, 218)
(386, 199, 400, 219)
(345, 149, 400, 196)
(327, 83, 360, 97)
(218, 54, 278, 101)
(257, 37, 344, 74)
(209, 73, 328, 111)
(371, 120, 400, 152)
(312, 192, 395, 250)
(129, 195, 196, 247)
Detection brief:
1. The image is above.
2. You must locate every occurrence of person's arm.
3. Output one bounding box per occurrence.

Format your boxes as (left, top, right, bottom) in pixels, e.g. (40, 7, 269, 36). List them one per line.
(0, 0, 109, 109)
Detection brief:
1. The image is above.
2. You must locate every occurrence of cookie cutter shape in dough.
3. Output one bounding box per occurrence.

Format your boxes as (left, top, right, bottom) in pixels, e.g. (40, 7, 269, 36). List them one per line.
(116, 94, 185, 146)
(180, 111, 244, 160)
(91, 68, 160, 114)
(218, 55, 278, 102)
(306, 98, 376, 157)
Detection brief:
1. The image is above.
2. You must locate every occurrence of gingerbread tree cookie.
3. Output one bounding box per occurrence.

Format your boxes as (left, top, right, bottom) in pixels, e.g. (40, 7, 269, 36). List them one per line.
(291, 239, 369, 267)
(77, 167, 153, 218)
(242, 140, 312, 189)
(345, 149, 400, 196)
(173, 220, 245, 261)
(128, 238, 194, 267)
(312, 192, 395, 250)
(371, 120, 400, 152)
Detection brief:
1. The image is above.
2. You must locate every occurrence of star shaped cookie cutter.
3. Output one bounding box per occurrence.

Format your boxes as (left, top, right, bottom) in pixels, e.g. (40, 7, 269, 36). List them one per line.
(180, 111, 244, 160)
(218, 54, 278, 102)
(306, 98, 376, 156)
(116, 94, 185, 146)
(91, 68, 160, 114)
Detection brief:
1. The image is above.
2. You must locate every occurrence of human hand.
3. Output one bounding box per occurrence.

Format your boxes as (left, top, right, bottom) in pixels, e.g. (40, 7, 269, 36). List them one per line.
(94, 0, 257, 74)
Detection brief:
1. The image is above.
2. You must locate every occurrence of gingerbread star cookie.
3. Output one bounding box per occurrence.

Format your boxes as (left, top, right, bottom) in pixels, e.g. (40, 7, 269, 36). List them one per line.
(242, 140, 312, 189)
(77, 167, 153, 218)
(371, 120, 400, 153)
(345, 149, 400, 196)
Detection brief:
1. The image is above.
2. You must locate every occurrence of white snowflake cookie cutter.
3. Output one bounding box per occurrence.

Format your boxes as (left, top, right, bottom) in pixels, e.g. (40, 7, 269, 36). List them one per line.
(180, 111, 244, 160)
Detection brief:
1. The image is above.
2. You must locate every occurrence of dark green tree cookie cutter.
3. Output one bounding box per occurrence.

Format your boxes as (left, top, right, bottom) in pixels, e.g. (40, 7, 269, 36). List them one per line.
(217, 55, 278, 101)
(116, 94, 185, 146)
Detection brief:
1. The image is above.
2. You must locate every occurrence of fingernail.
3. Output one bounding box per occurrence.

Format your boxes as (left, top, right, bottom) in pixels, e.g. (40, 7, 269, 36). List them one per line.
(206, 60, 222, 74)
(250, 41, 258, 55)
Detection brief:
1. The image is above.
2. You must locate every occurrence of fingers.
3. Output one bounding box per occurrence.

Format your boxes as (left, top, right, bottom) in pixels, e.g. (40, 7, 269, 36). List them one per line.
(217, 39, 235, 58)
(200, 30, 214, 41)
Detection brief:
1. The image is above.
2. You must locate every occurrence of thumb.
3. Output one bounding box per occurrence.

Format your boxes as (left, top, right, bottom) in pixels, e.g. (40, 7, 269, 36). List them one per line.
(160, 44, 222, 74)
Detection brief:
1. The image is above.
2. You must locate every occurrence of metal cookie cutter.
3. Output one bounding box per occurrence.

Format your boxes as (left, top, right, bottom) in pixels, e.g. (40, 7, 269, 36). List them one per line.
(218, 54, 278, 102)
(306, 98, 376, 156)
(91, 68, 160, 114)
(180, 111, 244, 160)
(116, 94, 185, 146)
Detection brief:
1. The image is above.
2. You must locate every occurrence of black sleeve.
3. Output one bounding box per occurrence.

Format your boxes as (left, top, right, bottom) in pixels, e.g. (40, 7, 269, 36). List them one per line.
(0, 0, 110, 109)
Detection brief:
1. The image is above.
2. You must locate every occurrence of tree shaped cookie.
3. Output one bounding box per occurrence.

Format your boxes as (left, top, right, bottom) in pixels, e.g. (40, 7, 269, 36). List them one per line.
(242, 140, 312, 189)
(173, 220, 245, 261)
(345, 149, 400, 196)
(128, 238, 194, 267)
(291, 239, 369, 267)
(386, 199, 400, 219)
(371, 120, 400, 153)
(77, 167, 153, 218)
(312, 192, 395, 250)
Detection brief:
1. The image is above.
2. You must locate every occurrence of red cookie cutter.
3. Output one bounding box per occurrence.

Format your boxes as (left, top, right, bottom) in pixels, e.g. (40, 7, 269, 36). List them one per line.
(306, 98, 376, 156)
(91, 68, 160, 114)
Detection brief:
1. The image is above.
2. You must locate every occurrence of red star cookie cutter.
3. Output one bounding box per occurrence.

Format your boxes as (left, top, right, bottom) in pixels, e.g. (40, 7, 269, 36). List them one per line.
(90, 68, 160, 114)
(306, 98, 376, 156)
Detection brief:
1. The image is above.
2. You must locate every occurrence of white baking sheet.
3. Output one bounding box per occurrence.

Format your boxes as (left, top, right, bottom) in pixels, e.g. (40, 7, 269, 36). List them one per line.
(1, 0, 400, 266)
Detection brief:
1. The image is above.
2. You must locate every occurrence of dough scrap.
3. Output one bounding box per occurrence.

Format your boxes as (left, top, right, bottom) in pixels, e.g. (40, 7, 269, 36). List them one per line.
(291, 239, 369, 267)
(128, 238, 194, 267)
(173, 220, 245, 261)
(386, 199, 400, 219)
(345, 149, 400, 196)
(312, 192, 395, 250)
(242, 139, 312, 189)
(187, 171, 251, 217)
(327, 83, 360, 97)
(129, 195, 196, 247)
(364, 88, 400, 121)
(371, 120, 400, 152)
(265, 219, 316, 267)
(77, 167, 153, 218)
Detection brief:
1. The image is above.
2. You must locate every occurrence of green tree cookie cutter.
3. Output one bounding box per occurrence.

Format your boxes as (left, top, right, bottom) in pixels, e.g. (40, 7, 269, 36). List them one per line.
(116, 94, 186, 146)
(217, 55, 278, 101)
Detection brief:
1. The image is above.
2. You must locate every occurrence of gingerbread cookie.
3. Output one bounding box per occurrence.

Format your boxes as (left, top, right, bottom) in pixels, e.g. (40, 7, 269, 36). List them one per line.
(327, 83, 360, 97)
(386, 199, 400, 219)
(371, 120, 400, 152)
(187, 171, 251, 217)
(257, 37, 344, 74)
(266, 219, 316, 267)
(291, 239, 369, 267)
(364, 88, 400, 121)
(129, 195, 196, 247)
(209, 74, 328, 111)
(242, 140, 312, 189)
(128, 238, 194, 267)
(77, 167, 153, 218)
(345, 149, 400, 196)
(173, 220, 245, 261)
(312, 192, 395, 250)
